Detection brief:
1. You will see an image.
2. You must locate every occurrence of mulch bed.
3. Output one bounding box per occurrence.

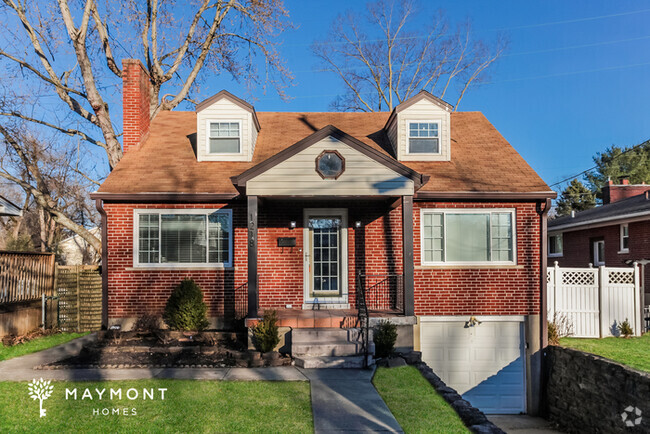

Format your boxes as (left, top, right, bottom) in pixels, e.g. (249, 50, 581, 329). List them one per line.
(37, 330, 291, 369)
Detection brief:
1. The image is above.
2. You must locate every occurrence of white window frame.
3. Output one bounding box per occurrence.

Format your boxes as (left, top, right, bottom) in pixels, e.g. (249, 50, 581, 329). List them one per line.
(133, 208, 233, 268)
(205, 120, 243, 155)
(420, 208, 517, 266)
(593, 240, 605, 266)
(406, 119, 442, 155)
(548, 233, 563, 257)
(619, 223, 629, 253)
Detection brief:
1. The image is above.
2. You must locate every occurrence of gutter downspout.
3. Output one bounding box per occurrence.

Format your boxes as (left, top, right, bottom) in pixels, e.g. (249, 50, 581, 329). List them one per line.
(536, 198, 551, 415)
(95, 199, 108, 330)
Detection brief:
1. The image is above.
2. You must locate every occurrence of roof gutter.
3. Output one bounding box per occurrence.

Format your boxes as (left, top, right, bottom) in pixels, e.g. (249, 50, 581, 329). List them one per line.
(90, 192, 239, 203)
(548, 209, 650, 232)
(414, 191, 557, 201)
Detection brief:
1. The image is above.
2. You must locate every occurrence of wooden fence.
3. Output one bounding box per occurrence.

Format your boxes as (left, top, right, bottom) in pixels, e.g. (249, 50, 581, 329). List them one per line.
(0, 251, 55, 304)
(548, 262, 643, 338)
(56, 265, 102, 332)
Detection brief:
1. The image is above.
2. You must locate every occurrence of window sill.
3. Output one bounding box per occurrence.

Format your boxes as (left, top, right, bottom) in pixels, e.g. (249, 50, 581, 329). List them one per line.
(126, 265, 235, 271)
(416, 264, 523, 270)
(618, 250, 630, 255)
(548, 253, 563, 258)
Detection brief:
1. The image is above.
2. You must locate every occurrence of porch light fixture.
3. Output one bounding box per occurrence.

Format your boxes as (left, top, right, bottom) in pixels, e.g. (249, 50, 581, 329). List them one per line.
(355, 221, 362, 228)
(315, 150, 345, 179)
(289, 221, 297, 229)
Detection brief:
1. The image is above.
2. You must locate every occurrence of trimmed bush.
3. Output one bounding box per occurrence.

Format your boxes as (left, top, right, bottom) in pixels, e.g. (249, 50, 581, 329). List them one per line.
(163, 279, 209, 331)
(373, 320, 398, 358)
(252, 310, 280, 353)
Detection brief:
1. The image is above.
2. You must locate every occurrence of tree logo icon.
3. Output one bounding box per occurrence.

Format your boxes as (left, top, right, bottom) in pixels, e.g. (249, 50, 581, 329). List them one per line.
(27, 378, 54, 418)
(621, 406, 642, 427)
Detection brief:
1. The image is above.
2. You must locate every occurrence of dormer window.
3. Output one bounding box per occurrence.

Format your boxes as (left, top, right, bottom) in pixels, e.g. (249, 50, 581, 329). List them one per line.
(408, 121, 440, 154)
(208, 121, 241, 154)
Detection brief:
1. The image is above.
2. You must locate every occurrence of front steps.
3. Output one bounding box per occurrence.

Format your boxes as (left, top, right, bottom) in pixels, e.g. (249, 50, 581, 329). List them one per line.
(292, 328, 374, 369)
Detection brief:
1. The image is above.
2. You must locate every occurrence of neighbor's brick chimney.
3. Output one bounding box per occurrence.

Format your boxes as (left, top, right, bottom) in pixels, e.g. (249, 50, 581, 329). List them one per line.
(602, 179, 650, 204)
(122, 59, 152, 153)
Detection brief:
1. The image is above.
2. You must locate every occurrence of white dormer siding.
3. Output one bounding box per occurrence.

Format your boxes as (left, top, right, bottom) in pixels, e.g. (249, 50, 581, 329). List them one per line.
(386, 93, 452, 162)
(196, 93, 258, 162)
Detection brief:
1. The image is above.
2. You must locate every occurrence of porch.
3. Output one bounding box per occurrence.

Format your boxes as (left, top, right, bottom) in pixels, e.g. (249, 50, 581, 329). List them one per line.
(239, 273, 409, 328)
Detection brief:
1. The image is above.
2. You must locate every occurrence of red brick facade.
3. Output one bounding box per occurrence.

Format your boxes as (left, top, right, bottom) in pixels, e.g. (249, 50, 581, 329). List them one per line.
(104, 200, 542, 321)
(122, 59, 151, 154)
(414, 202, 541, 315)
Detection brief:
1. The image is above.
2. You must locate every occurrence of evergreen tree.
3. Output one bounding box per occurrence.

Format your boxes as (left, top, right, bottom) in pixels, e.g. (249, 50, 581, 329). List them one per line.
(555, 179, 597, 217)
(586, 141, 650, 199)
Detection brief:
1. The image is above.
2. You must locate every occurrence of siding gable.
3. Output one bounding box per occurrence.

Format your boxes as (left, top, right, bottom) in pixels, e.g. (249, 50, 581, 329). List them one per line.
(246, 135, 415, 196)
(196, 93, 258, 162)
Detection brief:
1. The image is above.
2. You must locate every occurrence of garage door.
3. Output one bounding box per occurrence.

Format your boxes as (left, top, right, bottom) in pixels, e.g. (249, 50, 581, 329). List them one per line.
(420, 319, 526, 414)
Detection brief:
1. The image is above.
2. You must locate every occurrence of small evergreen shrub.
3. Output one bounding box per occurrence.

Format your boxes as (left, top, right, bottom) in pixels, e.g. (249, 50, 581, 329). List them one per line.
(252, 310, 280, 353)
(163, 279, 209, 331)
(373, 320, 398, 358)
(618, 318, 634, 338)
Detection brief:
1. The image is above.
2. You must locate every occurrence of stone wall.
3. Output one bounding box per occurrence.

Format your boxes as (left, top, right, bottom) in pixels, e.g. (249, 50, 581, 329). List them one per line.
(545, 345, 650, 433)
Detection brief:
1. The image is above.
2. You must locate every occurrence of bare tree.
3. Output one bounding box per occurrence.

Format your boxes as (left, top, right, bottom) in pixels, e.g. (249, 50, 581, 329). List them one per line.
(0, 0, 291, 248)
(0, 123, 102, 252)
(312, 0, 505, 112)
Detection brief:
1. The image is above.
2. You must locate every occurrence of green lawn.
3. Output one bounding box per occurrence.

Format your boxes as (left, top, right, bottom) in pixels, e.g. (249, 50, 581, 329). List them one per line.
(373, 366, 469, 434)
(0, 379, 313, 432)
(560, 333, 650, 372)
(0, 332, 89, 361)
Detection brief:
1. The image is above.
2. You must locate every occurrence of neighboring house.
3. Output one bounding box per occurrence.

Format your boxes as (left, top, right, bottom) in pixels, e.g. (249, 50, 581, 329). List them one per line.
(548, 180, 650, 305)
(57, 227, 100, 265)
(91, 59, 555, 415)
(0, 195, 22, 217)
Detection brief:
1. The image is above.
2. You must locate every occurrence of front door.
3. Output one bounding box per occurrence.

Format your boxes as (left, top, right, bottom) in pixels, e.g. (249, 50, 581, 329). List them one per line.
(303, 209, 348, 308)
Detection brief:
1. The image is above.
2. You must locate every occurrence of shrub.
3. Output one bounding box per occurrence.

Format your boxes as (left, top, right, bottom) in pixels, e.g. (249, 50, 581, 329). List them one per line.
(251, 310, 280, 353)
(618, 318, 634, 338)
(134, 314, 161, 333)
(548, 311, 574, 345)
(163, 279, 209, 331)
(373, 320, 398, 358)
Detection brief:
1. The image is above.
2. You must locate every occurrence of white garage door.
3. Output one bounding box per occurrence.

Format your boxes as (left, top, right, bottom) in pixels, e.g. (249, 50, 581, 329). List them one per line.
(420, 318, 526, 414)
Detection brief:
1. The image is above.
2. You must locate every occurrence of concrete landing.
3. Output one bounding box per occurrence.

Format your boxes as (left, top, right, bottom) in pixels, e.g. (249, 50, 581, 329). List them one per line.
(488, 415, 562, 434)
(299, 368, 403, 433)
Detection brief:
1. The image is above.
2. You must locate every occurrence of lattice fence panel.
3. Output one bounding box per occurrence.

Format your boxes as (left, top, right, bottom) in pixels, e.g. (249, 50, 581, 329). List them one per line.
(56, 265, 102, 332)
(562, 270, 596, 286)
(608, 270, 634, 285)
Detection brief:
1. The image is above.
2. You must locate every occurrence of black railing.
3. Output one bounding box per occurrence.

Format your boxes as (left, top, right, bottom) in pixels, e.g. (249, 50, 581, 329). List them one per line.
(356, 273, 404, 368)
(644, 306, 650, 334)
(235, 282, 248, 319)
(357, 274, 404, 313)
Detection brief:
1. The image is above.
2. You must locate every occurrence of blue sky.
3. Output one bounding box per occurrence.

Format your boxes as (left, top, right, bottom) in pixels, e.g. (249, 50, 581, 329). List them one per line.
(217, 0, 650, 192)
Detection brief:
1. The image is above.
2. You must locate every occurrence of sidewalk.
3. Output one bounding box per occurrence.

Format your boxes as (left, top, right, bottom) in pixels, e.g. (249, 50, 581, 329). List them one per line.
(0, 334, 403, 433)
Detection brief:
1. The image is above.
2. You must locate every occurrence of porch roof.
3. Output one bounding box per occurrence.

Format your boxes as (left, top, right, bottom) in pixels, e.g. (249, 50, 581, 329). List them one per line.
(95, 110, 553, 198)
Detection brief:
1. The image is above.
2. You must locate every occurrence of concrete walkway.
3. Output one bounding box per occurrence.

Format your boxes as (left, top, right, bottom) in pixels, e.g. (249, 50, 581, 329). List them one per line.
(488, 415, 562, 434)
(0, 334, 403, 433)
(299, 368, 403, 433)
(0, 334, 305, 382)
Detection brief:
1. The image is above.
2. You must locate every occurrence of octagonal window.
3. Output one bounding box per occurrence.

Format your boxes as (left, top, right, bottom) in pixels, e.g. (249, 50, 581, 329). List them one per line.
(316, 151, 345, 179)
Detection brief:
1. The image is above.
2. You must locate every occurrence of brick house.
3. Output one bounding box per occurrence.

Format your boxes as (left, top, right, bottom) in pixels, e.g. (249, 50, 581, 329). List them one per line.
(548, 180, 650, 305)
(91, 59, 555, 415)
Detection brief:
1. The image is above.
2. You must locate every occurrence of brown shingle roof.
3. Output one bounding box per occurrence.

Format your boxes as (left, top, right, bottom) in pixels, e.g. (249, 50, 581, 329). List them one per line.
(97, 110, 551, 195)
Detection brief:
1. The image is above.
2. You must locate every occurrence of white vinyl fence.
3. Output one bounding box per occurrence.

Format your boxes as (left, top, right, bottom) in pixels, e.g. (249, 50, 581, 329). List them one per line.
(548, 262, 643, 338)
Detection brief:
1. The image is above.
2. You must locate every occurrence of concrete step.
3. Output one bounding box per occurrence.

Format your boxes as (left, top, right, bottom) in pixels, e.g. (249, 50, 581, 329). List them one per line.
(291, 327, 370, 343)
(293, 341, 374, 357)
(294, 355, 374, 369)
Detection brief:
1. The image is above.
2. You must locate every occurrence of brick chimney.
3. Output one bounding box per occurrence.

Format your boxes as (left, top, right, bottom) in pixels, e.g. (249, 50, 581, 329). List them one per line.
(602, 179, 650, 204)
(122, 59, 152, 153)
